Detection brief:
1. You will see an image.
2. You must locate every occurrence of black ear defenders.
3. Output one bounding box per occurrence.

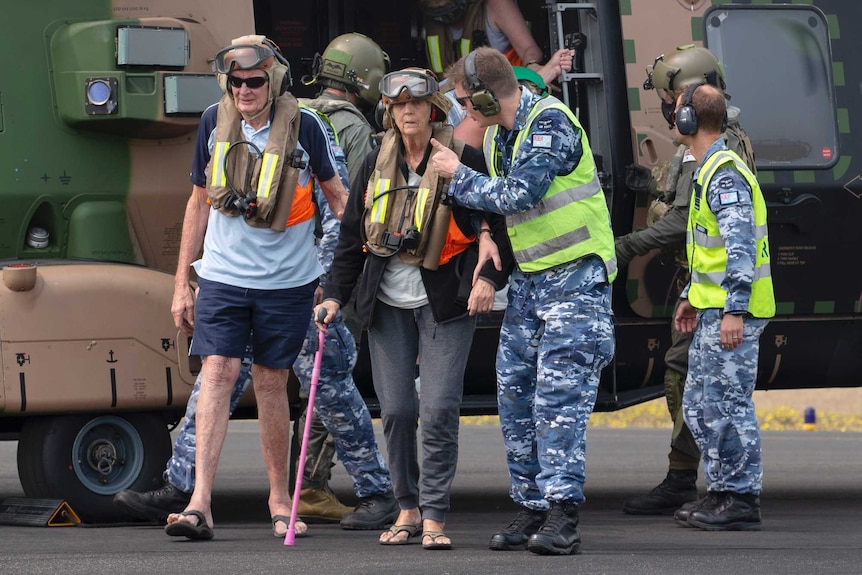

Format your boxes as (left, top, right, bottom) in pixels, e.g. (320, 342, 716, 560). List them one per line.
(674, 83, 702, 136)
(464, 51, 500, 117)
(674, 82, 728, 135)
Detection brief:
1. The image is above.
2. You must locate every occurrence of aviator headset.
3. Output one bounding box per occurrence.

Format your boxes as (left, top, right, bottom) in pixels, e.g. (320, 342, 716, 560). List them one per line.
(464, 51, 500, 117)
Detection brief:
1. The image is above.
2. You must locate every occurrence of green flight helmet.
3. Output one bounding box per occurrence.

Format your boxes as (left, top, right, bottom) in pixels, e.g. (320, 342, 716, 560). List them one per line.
(646, 44, 727, 99)
(309, 33, 391, 108)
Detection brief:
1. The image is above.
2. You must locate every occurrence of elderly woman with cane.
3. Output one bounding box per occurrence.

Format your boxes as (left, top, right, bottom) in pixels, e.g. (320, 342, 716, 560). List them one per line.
(314, 67, 511, 550)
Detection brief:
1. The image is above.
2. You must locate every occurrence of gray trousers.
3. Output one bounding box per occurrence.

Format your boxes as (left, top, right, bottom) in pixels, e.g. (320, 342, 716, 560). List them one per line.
(367, 301, 475, 523)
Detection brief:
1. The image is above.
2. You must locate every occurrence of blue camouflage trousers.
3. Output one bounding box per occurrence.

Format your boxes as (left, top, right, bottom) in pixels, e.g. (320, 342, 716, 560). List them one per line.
(683, 308, 767, 495)
(497, 258, 615, 509)
(165, 313, 391, 498)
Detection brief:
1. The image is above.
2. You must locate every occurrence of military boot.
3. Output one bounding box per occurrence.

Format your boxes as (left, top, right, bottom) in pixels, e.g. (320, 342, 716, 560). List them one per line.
(687, 492, 762, 531)
(113, 482, 191, 523)
(340, 491, 399, 530)
(526, 501, 581, 556)
(622, 469, 698, 515)
(488, 507, 546, 551)
(674, 491, 724, 527)
(296, 486, 353, 523)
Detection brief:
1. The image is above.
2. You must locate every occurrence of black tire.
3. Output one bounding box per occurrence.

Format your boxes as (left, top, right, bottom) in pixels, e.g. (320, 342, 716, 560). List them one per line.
(16, 413, 172, 524)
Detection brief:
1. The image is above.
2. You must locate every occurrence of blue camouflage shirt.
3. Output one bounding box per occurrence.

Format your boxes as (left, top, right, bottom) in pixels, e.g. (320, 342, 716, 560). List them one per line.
(682, 137, 758, 314)
(314, 130, 350, 286)
(447, 88, 583, 214)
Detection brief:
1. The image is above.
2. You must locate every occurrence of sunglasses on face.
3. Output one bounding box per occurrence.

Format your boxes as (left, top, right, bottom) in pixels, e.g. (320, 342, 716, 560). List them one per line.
(227, 75, 269, 89)
(454, 94, 471, 108)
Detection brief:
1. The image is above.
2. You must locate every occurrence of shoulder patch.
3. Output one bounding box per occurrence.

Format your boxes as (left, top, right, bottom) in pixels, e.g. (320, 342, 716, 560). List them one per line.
(683, 149, 696, 163)
(718, 176, 735, 190)
(719, 191, 739, 206)
(532, 134, 553, 149)
(536, 118, 554, 131)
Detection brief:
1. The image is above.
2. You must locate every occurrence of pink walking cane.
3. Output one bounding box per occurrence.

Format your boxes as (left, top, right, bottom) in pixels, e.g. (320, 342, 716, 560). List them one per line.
(284, 308, 328, 546)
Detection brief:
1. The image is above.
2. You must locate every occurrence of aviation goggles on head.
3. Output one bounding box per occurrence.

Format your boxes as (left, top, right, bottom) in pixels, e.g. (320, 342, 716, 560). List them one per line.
(214, 44, 275, 74)
(379, 70, 439, 102)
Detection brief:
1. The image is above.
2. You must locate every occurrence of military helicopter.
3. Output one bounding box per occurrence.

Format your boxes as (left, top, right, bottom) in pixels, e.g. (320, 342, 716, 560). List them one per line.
(1, 0, 858, 522)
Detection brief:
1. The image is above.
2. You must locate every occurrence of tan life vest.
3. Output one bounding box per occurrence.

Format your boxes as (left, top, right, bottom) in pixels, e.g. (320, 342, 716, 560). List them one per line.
(207, 93, 307, 231)
(363, 124, 471, 270)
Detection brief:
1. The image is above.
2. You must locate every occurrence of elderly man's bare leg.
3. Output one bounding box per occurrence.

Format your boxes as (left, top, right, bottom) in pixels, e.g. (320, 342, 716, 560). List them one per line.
(165, 355, 241, 540)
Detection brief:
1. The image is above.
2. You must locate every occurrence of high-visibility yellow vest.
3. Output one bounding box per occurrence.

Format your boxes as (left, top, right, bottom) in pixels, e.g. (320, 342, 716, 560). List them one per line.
(483, 97, 617, 278)
(687, 149, 775, 318)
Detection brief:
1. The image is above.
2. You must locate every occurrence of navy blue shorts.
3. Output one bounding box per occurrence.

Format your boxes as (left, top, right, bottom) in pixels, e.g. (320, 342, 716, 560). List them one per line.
(190, 277, 317, 369)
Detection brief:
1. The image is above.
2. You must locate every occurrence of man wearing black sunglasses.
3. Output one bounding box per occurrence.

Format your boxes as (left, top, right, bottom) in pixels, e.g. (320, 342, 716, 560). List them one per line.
(116, 33, 400, 538)
(158, 35, 348, 542)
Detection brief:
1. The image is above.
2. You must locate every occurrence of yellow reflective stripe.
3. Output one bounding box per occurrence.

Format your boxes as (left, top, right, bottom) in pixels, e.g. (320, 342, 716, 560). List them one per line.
(257, 152, 279, 199)
(426, 37, 443, 74)
(459, 39, 472, 58)
(414, 187, 430, 230)
(211, 141, 230, 187)
(371, 178, 390, 223)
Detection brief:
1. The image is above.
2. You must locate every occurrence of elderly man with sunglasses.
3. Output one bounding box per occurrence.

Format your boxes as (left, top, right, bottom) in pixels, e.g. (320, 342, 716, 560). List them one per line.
(162, 35, 347, 541)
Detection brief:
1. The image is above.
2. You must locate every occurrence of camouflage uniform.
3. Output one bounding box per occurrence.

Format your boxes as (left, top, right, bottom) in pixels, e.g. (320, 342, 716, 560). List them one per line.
(616, 108, 755, 471)
(296, 92, 377, 490)
(681, 138, 767, 495)
(448, 89, 615, 508)
(165, 136, 392, 499)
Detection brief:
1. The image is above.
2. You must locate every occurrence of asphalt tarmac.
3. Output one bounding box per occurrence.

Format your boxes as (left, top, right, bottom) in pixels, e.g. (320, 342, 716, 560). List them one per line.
(0, 424, 860, 574)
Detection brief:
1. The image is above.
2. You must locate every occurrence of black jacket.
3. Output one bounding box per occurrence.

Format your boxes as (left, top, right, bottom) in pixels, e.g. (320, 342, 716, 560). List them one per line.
(323, 140, 513, 327)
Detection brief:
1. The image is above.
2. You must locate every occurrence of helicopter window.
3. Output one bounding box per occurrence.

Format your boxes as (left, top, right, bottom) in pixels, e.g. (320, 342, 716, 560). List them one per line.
(704, 5, 838, 170)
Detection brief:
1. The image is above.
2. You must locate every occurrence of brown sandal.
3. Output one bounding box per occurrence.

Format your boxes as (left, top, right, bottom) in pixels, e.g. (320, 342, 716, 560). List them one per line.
(422, 531, 452, 550)
(379, 523, 421, 545)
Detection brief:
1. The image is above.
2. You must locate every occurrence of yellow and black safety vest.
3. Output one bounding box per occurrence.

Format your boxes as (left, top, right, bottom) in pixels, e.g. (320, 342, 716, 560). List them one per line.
(687, 149, 775, 318)
(483, 97, 617, 278)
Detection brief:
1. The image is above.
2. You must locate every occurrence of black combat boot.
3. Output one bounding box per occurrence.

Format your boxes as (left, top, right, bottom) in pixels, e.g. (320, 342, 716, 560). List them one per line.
(488, 507, 547, 551)
(673, 491, 724, 527)
(526, 501, 581, 555)
(687, 491, 762, 531)
(113, 482, 191, 523)
(622, 469, 698, 515)
(339, 491, 399, 530)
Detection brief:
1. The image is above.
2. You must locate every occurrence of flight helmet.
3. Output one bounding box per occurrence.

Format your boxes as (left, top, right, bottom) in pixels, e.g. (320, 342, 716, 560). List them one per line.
(305, 33, 390, 108)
